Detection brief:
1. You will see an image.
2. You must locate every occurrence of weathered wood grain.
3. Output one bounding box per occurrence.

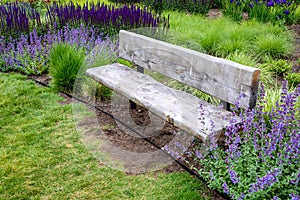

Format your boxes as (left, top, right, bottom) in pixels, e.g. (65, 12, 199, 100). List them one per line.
(119, 30, 260, 109)
(86, 63, 241, 141)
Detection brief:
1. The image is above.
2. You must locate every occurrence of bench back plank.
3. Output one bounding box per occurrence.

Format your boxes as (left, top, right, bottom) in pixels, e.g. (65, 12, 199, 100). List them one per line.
(119, 30, 260, 109)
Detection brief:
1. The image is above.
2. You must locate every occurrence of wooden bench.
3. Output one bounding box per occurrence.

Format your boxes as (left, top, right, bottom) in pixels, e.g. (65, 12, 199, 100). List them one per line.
(86, 30, 260, 141)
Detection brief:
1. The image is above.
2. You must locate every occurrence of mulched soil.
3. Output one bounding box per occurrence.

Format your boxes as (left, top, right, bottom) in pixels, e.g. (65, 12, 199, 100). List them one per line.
(28, 11, 300, 200)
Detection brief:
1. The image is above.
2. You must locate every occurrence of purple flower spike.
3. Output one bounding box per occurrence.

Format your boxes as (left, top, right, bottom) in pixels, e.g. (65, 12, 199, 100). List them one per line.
(222, 182, 230, 195)
(228, 169, 240, 185)
(290, 193, 300, 200)
(267, 1, 275, 6)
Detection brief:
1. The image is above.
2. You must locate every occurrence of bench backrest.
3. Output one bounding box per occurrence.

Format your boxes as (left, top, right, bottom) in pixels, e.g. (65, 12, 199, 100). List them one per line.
(119, 30, 260, 109)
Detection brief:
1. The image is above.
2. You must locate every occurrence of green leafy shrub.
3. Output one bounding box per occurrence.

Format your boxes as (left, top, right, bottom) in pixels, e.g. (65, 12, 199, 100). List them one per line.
(83, 78, 112, 101)
(49, 43, 85, 93)
(261, 59, 292, 76)
(111, 0, 214, 15)
(286, 73, 300, 89)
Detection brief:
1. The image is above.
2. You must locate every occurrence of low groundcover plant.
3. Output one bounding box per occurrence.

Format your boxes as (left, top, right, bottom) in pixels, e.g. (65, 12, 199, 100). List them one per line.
(192, 81, 299, 200)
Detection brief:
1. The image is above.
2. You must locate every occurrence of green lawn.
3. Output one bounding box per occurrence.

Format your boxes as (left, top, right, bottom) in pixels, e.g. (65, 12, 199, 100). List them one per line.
(0, 73, 211, 199)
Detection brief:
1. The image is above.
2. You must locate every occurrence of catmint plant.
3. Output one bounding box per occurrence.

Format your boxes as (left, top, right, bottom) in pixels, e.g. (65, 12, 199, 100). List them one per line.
(164, 81, 299, 200)
(0, 25, 116, 75)
(195, 81, 300, 199)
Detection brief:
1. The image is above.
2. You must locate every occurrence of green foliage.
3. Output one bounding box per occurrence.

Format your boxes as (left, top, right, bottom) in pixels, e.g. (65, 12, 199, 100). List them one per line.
(262, 86, 282, 112)
(49, 43, 85, 93)
(225, 51, 258, 66)
(261, 59, 292, 76)
(111, 0, 214, 15)
(168, 80, 219, 105)
(221, 0, 300, 25)
(253, 33, 293, 59)
(295, 5, 300, 23)
(286, 73, 300, 88)
(169, 13, 294, 61)
(81, 43, 117, 100)
(83, 78, 112, 101)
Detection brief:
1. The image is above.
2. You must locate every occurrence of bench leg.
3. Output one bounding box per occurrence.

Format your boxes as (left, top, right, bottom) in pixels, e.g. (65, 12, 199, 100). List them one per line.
(220, 100, 231, 111)
(130, 100, 137, 109)
(130, 65, 143, 109)
(136, 65, 144, 73)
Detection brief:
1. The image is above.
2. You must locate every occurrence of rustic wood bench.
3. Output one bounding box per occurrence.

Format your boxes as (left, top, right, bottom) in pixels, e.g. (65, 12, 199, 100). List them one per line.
(86, 30, 260, 141)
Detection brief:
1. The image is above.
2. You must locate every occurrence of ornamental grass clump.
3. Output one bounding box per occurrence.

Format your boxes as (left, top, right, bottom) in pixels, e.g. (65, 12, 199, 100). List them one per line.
(195, 81, 300, 199)
(49, 43, 85, 93)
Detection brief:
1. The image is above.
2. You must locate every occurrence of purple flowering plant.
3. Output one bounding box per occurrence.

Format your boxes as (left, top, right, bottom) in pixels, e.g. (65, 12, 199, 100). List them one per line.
(45, 1, 169, 37)
(194, 81, 300, 199)
(223, 0, 299, 24)
(0, 25, 115, 75)
(0, 1, 166, 74)
(0, 2, 41, 40)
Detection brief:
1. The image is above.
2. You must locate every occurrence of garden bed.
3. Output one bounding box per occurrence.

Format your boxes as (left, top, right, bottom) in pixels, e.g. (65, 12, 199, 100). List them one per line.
(2, 0, 300, 199)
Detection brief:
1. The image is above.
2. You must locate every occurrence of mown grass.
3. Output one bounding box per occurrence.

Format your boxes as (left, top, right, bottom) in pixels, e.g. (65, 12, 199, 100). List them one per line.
(0, 72, 212, 199)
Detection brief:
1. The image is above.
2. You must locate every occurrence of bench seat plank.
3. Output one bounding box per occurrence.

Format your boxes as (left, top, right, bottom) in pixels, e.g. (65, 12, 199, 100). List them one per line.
(86, 63, 241, 140)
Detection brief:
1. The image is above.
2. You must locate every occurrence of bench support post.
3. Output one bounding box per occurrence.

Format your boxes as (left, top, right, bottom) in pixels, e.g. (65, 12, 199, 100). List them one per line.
(137, 65, 144, 73)
(130, 65, 144, 109)
(220, 100, 231, 111)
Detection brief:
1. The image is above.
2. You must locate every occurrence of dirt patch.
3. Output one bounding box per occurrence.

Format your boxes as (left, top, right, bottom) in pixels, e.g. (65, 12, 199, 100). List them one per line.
(28, 73, 51, 86)
(288, 24, 300, 72)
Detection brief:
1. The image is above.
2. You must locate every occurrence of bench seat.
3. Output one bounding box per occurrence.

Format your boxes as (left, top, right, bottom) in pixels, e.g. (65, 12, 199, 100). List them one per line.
(86, 63, 241, 141)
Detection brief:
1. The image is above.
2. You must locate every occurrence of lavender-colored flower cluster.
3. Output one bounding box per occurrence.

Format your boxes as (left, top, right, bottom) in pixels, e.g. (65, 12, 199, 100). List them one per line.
(0, 25, 115, 74)
(248, 168, 281, 193)
(195, 81, 300, 199)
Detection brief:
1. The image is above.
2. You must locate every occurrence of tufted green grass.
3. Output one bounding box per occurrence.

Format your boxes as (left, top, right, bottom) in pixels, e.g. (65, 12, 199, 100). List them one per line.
(168, 12, 294, 61)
